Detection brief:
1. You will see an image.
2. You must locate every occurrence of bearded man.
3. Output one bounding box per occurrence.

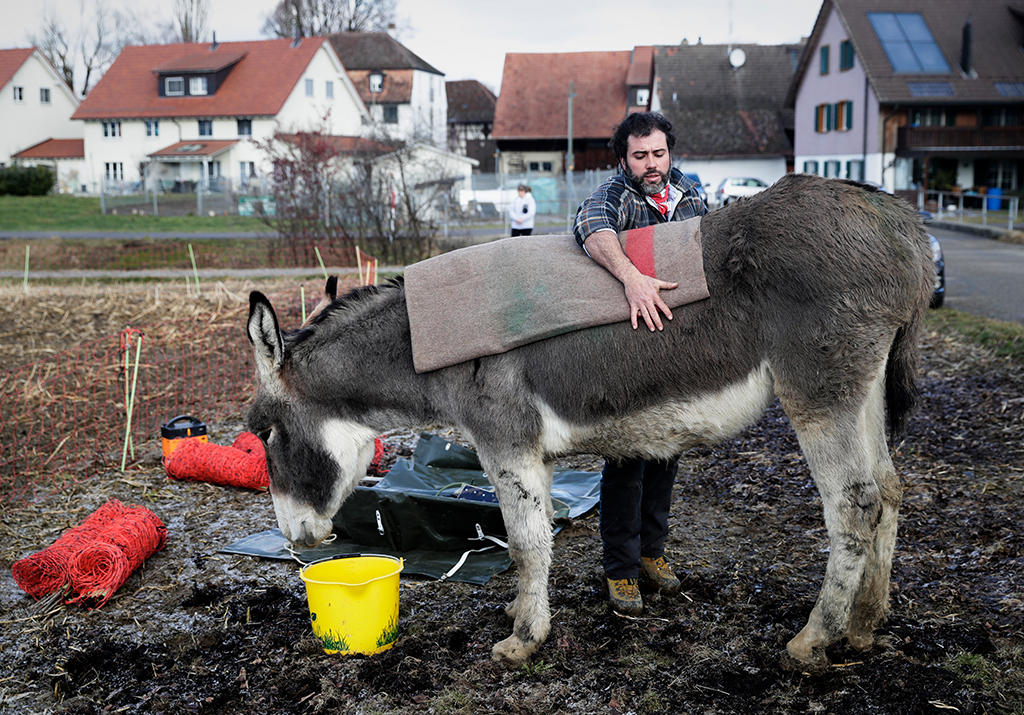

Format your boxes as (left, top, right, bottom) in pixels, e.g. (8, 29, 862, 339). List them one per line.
(571, 112, 708, 616)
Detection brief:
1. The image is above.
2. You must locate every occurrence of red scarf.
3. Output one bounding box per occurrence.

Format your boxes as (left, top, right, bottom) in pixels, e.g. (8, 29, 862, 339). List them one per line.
(650, 185, 670, 215)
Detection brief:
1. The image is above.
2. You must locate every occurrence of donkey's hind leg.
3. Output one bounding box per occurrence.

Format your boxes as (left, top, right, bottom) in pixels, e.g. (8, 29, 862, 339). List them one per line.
(482, 454, 553, 664)
(782, 404, 883, 668)
(846, 366, 902, 650)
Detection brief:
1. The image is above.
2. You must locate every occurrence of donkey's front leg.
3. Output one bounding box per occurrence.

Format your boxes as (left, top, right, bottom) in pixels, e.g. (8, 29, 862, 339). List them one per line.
(484, 456, 553, 665)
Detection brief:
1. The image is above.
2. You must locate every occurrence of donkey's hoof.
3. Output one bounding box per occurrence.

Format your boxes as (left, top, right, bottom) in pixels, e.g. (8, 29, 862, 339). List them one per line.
(785, 633, 829, 671)
(491, 635, 533, 665)
(845, 629, 875, 652)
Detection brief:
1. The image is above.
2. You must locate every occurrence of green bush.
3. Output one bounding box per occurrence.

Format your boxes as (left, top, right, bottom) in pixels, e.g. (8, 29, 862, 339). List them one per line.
(0, 165, 55, 196)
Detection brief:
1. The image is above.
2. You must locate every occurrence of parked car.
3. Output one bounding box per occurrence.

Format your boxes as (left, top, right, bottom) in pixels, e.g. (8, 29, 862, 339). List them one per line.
(929, 232, 945, 308)
(714, 177, 768, 207)
(682, 172, 708, 205)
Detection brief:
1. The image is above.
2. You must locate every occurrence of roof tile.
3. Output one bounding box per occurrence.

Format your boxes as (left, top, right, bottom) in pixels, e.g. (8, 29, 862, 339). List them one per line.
(72, 38, 326, 120)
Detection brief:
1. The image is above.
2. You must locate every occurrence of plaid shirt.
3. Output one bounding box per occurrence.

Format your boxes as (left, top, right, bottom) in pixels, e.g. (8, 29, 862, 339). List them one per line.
(572, 167, 707, 248)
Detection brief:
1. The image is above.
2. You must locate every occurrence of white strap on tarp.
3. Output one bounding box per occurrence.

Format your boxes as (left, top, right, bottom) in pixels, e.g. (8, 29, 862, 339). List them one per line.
(437, 523, 508, 582)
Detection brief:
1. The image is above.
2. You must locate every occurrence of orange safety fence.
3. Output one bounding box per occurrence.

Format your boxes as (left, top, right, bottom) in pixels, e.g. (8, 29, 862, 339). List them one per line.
(0, 290, 308, 505)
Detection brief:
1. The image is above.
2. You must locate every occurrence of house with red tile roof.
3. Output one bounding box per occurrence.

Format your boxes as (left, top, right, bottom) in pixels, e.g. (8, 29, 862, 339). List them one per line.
(12, 139, 86, 194)
(788, 0, 1024, 196)
(1, 47, 82, 185)
(493, 50, 636, 174)
(71, 37, 369, 193)
(328, 32, 447, 148)
(446, 80, 497, 172)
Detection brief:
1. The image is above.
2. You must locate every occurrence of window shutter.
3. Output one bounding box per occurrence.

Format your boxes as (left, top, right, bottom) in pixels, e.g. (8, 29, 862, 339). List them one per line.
(820, 46, 829, 74)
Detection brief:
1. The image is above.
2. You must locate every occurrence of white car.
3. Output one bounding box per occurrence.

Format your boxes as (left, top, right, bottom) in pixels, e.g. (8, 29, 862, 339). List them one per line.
(714, 177, 768, 207)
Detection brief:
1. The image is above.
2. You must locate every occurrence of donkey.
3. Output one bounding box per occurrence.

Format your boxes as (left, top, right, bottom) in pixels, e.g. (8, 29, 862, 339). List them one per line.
(246, 174, 934, 668)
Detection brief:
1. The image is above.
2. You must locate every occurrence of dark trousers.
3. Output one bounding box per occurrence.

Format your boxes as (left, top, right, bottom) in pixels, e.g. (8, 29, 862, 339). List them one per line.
(600, 456, 679, 579)
(511, 228, 533, 236)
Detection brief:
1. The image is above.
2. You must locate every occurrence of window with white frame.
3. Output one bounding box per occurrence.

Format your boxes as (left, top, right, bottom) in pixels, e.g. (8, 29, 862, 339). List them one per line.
(823, 160, 841, 178)
(305, 78, 314, 97)
(165, 77, 184, 95)
(803, 160, 820, 175)
(198, 119, 212, 136)
(325, 80, 334, 99)
(102, 120, 122, 137)
(104, 162, 124, 181)
(13, 86, 24, 102)
(40, 87, 51, 104)
(636, 88, 650, 106)
(146, 119, 159, 136)
(190, 76, 208, 95)
(240, 161, 255, 183)
(237, 118, 252, 136)
(382, 104, 398, 123)
(845, 159, 864, 181)
(369, 72, 384, 93)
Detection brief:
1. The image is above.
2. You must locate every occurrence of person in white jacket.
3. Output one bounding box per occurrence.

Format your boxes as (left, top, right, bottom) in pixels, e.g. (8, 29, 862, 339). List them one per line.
(509, 184, 536, 236)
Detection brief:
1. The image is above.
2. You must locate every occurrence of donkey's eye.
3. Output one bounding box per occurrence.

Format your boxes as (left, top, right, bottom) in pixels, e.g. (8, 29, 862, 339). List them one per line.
(257, 428, 272, 443)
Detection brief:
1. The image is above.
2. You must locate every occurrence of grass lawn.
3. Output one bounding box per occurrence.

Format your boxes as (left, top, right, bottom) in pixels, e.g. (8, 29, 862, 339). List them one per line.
(926, 308, 1024, 365)
(0, 193, 267, 233)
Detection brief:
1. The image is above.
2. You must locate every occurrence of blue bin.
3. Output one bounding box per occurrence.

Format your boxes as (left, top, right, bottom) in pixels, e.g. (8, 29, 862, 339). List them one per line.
(986, 187, 1003, 211)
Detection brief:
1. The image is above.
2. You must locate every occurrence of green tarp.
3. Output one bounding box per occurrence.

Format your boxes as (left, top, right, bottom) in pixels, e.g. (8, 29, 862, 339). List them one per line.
(222, 434, 601, 584)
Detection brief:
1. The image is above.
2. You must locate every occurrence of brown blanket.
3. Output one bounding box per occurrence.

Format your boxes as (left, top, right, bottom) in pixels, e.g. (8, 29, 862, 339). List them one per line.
(404, 217, 709, 373)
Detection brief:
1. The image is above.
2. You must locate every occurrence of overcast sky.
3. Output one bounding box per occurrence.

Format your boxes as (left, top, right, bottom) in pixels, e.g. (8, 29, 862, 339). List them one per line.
(2, 0, 823, 93)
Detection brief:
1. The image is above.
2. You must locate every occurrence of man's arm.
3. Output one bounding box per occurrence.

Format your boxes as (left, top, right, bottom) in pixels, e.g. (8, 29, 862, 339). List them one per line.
(583, 229, 678, 331)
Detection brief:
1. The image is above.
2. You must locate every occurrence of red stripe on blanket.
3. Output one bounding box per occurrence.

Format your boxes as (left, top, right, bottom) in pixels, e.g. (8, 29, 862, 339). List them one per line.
(624, 225, 656, 277)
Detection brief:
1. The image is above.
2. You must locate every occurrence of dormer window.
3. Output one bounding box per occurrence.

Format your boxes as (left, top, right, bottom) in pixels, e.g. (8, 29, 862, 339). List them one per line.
(190, 76, 208, 95)
(635, 88, 650, 106)
(369, 72, 384, 93)
(166, 77, 185, 96)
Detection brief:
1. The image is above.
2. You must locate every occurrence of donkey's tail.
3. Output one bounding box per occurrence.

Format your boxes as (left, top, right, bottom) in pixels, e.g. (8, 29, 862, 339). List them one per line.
(884, 307, 924, 441)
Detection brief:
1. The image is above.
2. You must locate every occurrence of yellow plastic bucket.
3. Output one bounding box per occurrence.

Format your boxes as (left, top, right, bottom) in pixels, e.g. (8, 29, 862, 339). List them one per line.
(300, 553, 404, 655)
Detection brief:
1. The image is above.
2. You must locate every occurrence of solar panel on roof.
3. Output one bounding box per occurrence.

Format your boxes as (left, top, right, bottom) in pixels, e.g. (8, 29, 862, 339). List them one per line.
(868, 12, 950, 74)
(907, 81, 954, 97)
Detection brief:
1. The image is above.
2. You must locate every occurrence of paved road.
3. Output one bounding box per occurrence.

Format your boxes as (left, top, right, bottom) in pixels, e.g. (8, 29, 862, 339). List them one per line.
(930, 225, 1024, 325)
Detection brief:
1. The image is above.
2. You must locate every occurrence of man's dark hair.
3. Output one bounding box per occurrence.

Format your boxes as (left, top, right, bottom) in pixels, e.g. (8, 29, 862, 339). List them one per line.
(611, 112, 676, 161)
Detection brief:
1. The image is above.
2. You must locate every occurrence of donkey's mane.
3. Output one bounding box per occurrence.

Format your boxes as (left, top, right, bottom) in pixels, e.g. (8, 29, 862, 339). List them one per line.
(288, 276, 405, 346)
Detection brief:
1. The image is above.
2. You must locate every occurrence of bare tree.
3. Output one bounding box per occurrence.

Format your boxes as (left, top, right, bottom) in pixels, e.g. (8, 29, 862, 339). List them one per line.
(262, 0, 397, 38)
(29, 0, 147, 97)
(253, 115, 442, 268)
(171, 0, 210, 43)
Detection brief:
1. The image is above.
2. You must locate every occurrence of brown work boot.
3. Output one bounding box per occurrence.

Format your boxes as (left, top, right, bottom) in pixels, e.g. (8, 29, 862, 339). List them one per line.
(606, 577, 643, 616)
(640, 555, 681, 594)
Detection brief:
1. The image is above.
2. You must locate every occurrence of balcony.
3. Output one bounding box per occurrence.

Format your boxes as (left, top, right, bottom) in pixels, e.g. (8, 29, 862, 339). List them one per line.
(897, 126, 1024, 156)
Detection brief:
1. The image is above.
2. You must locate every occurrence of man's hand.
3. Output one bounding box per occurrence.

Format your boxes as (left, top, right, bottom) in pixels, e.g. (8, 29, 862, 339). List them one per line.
(583, 229, 677, 331)
(622, 271, 678, 331)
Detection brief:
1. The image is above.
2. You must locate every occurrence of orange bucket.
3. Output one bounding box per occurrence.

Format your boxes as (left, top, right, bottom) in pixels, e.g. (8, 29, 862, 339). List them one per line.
(161, 415, 208, 459)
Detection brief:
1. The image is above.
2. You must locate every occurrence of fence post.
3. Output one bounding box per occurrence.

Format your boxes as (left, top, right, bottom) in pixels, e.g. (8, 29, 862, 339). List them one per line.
(197, 184, 204, 217)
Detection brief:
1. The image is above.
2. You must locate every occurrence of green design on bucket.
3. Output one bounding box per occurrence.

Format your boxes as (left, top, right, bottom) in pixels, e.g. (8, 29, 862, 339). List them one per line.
(377, 616, 399, 648)
(316, 628, 350, 652)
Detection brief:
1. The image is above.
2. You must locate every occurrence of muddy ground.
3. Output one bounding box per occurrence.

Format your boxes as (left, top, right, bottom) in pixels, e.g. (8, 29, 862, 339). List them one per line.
(1, 283, 1022, 714)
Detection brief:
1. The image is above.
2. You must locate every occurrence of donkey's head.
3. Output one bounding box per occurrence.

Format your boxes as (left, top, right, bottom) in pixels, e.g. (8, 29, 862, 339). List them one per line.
(246, 288, 377, 547)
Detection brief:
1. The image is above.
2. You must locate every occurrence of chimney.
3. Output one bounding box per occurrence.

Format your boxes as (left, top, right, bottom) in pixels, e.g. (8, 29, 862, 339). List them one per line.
(292, 24, 302, 48)
(210, 31, 219, 51)
(960, 16, 972, 76)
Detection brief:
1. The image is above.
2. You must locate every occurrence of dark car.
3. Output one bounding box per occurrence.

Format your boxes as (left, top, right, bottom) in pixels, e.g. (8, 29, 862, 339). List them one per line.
(929, 232, 945, 308)
(919, 209, 945, 308)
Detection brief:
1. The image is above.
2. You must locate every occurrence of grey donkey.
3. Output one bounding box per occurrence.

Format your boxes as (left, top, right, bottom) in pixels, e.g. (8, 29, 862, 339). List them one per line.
(246, 174, 934, 668)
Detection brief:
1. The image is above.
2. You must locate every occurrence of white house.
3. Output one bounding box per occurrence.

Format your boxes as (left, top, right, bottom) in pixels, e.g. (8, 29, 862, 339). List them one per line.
(0, 47, 82, 172)
(71, 37, 370, 193)
(329, 32, 447, 148)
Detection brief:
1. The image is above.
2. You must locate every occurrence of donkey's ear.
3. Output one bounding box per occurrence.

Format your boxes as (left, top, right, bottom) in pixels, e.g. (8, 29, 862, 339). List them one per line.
(325, 275, 338, 300)
(248, 291, 284, 384)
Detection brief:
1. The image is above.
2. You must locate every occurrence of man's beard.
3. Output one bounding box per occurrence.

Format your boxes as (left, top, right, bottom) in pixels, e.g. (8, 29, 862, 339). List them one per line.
(624, 165, 669, 195)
